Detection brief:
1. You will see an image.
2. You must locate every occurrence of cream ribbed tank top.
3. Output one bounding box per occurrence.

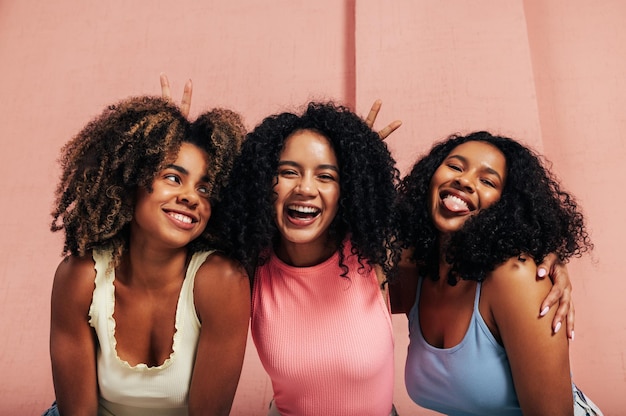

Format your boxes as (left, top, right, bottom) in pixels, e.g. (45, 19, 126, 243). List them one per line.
(89, 249, 212, 416)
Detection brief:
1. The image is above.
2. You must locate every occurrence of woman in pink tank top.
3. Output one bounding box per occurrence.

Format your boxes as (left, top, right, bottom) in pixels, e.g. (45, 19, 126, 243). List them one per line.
(215, 101, 402, 416)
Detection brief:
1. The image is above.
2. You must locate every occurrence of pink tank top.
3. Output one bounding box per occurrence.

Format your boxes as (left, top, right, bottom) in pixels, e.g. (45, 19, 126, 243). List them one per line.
(251, 241, 395, 416)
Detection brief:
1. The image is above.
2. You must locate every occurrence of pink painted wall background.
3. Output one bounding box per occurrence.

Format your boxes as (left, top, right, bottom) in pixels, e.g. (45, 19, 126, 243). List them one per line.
(0, 1, 624, 414)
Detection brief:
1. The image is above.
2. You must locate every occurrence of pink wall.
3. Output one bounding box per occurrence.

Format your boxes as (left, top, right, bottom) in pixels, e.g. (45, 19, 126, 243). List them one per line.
(0, 1, 623, 414)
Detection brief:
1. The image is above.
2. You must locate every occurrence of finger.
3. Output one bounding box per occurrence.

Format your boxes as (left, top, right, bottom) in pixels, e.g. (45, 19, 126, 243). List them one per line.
(552, 292, 570, 334)
(180, 79, 193, 118)
(567, 303, 575, 340)
(365, 99, 382, 128)
(539, 281, 562, 318)
(536, 252, 557, 280)
(378, 120, 402, 140)
(160, 73, 172, 100)
(536, 266, 547, 279)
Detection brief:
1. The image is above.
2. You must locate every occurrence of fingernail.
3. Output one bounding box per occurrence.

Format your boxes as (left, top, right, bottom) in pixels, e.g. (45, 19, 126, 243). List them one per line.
(570, 331, 575, 341)
(540, 306, 550, 316)
(554, 321, 562, 333)
(537, 268, 547, 278)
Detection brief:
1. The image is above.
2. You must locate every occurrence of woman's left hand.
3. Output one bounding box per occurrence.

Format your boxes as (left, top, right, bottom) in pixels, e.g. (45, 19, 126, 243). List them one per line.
(536, 253, 574, 339)
(364, 99, 402, 140)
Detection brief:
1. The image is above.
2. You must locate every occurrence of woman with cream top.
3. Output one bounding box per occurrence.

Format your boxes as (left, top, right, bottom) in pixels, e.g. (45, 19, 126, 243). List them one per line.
(45, 95, 249, 415)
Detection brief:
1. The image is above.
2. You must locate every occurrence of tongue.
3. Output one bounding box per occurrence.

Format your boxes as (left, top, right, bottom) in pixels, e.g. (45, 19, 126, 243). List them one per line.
(443, 196, 469, 213)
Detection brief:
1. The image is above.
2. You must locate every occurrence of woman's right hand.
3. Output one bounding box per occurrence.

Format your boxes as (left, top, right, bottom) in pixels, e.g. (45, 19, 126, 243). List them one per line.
(160, 73, 193, 118)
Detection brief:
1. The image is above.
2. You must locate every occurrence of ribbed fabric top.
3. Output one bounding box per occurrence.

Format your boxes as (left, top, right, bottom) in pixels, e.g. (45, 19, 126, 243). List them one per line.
(251, 241, 394, 416)
(89, 249, 212, 416)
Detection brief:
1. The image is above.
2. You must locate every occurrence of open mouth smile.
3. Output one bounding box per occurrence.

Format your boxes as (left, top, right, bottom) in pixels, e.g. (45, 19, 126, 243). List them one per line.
(440, 192, 474, 214)
(165, 210, 199, 227)
(287, 204, 321, 221)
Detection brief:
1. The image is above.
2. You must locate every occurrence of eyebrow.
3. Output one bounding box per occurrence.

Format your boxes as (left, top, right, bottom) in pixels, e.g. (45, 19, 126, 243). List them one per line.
(277, 160, 339, 173)
(447, 155, 503, 182)
(165, 164, 210, 183)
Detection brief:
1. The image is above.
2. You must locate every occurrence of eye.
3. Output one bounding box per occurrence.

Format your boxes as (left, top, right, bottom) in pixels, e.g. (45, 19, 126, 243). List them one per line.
(164, 173, 181, 184)
(197, 184, 211, 195)
(278, 168, 298, 178)
(318, 172, 337, 182)
(481, 178, 497, 188)
(447, 163, 462, 172)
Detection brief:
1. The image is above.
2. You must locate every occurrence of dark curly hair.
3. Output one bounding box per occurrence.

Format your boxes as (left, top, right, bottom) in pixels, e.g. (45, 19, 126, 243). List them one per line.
(51, 96, 245, 263)
(397, 131, 593, 285)
(215, 101, 401, 280)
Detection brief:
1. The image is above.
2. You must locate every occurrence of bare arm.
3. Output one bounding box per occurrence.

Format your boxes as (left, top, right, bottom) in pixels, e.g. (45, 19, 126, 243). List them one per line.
(536, 253, 574, 338)
(188, 253, 251, 416)
(50, 256, 99, 415)
(485, 257, 573, 415)
(389, 248, 418, 315)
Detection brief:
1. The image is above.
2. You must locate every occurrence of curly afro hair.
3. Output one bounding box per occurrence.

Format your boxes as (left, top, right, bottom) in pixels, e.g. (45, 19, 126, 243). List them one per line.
(215, 101, 401, 280)
(397, 131, 592, 285)
(51, 95, 245, 263)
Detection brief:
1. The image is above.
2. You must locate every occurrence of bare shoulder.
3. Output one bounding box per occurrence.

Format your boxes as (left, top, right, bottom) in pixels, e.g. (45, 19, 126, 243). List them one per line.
(484, 255, 552, 313)
(493, 255, 536, 275)
(53, 254, 97, 299)
(194, 252, 250, 303)
(488, 255, 548, 289)
(51, 253, 97, 329)
(196, 251, 249, 284)
(193, 251, 250, 324)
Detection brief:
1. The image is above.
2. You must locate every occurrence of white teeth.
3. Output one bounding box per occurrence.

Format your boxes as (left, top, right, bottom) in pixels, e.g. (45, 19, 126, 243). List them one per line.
(170, 213, 193, 223)
(442, 195, 469, 211)
(444, 195, 467, 207)
(288, 205, 319, 214)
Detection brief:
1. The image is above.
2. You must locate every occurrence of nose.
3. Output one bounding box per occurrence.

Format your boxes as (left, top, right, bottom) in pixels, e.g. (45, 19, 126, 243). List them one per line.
(296, 174, 317, 196)
(454, 173, 475, 193)
(177, 185, 199, 207)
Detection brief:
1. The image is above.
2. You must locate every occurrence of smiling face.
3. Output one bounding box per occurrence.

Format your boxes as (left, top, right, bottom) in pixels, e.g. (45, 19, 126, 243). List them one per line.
(132, 142, 212, 250)
(272, 129, 340, 256)
(429, 140, 507, 235)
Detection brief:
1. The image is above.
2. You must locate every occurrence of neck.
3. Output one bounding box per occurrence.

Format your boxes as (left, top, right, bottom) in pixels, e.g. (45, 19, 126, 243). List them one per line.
(275, 238, 338, 267)
(119, 239, 190, 290)
(436, 234, 453, 285)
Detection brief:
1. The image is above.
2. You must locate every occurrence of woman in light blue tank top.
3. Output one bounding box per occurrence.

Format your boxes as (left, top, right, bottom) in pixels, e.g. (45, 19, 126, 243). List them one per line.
(394, 132, 602, 415)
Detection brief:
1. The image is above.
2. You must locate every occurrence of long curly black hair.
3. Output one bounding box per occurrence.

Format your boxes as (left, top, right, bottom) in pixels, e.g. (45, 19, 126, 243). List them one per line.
(51, 96, 245, 264)
(215, 101, 401, 280)
(397, 131, 593, 285)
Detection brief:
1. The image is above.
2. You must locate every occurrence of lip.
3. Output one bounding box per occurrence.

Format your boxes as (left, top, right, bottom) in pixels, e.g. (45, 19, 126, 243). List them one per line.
(439, 189, 476, 211)
(285, 203, 321, 225)
(164, 208, 200, 229)
(287, 203, 321, 212)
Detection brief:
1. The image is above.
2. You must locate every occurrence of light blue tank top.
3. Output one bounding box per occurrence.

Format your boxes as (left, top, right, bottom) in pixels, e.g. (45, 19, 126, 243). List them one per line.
(404, 279, 522, 416)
